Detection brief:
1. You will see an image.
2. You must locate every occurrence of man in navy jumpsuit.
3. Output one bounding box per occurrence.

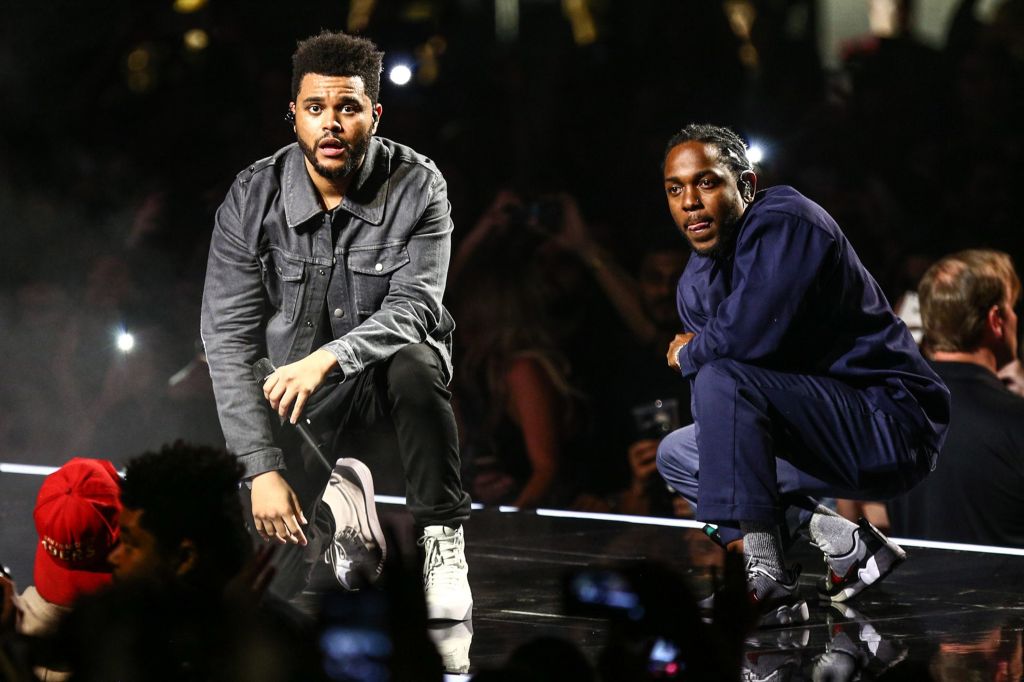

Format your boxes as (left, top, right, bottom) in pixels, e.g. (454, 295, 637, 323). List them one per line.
(656, 124, 949, 627)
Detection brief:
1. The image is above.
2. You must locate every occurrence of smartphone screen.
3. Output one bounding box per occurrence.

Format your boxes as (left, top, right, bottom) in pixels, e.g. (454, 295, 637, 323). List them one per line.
(647, 637, 684, 678)
(565, 569, 644, 620)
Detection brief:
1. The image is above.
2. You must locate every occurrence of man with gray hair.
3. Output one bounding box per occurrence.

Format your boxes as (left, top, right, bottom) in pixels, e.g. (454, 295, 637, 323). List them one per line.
(889, 249, 1024, 546)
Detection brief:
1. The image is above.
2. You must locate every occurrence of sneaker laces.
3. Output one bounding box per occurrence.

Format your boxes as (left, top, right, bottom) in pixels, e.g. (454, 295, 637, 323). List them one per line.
(325, 526, 375, 567)
(418, 532, 466, 589)
(746, 558, 799, 591)
(745, 557, 785, 581)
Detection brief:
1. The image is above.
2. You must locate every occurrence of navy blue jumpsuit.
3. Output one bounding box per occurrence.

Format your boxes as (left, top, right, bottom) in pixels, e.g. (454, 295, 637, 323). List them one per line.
(656, 186, 950, 544)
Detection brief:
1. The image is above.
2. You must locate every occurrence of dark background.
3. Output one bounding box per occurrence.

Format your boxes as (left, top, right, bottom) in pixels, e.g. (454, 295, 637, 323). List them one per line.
(1, 0, 1021, 468)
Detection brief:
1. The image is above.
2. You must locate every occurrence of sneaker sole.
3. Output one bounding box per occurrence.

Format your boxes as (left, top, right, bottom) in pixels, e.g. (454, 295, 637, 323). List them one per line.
(335, 457, 388, 572)
(427, 599, 474, 622)
(824, 536, 906, 603)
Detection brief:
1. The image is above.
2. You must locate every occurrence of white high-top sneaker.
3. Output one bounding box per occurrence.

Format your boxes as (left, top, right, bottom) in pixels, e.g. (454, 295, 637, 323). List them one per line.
(320, 458, 386, 589)
(419, 525, 473, 621)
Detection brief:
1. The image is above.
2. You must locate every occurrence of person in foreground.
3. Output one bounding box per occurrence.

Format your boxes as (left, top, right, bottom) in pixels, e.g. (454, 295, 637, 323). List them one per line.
(0, 458, 121, 681)
(655, 124, 950, 627)
(107, 442, 254, 593)
(201, 30, 472, 619)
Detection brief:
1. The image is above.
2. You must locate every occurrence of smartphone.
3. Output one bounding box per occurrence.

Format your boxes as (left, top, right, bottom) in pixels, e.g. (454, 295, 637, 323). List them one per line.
(318, 589, 392, 682)
(564, 568, 643, 620)
(565, 569, 687, 679)
(647, 637, 685, 678)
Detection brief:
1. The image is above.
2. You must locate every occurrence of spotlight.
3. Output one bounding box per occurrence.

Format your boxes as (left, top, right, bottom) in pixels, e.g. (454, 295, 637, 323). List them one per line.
(173, 0, 207, 13)
(388, 64, 413, 86)
(747, 142, 765, 165)
(183, 28, 209, 51)
(117, 331, 135, 353)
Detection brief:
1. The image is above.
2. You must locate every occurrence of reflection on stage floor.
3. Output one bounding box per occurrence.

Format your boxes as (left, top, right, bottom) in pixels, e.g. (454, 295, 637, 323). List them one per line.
(3, 466, 1023, 679)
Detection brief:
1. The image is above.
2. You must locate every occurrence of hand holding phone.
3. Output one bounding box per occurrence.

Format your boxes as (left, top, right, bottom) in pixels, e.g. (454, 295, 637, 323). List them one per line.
(1, 565, 17, 634)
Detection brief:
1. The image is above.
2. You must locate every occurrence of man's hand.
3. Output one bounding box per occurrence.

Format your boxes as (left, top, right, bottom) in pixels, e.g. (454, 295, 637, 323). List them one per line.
(554, 193, 597, 253)
(471, 471, 517, 505)
(250, 471, 308, 546)
(666, 332, 695, 371)
(627, 439, 661, 487)
(262, 348, 337, 423)
(1, 575, 17, 634)
(998, 359, 1024, 398)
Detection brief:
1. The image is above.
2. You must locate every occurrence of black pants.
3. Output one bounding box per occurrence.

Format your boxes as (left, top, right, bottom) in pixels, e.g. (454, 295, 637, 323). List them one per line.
(240, 343, 471, 599)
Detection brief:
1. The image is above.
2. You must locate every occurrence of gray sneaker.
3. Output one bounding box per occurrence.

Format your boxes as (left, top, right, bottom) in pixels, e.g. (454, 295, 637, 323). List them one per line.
(701, 559, 809, 629)
(747, 561, 810, 628)
(818, 518, 906, 602)
(321, 458, 386, 590)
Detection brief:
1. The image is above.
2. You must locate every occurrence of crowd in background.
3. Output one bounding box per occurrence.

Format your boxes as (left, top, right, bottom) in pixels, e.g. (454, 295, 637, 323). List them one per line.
(3, 1, 1024, 679)
(2, 0, 1024, 522)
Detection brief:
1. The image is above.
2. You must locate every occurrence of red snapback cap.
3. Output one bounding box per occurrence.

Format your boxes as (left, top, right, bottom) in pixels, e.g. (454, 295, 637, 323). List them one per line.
(32, 457, 122, 607)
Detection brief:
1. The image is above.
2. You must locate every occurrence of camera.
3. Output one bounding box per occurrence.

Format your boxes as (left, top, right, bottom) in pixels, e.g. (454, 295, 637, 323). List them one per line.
(501, 195, 564, 235)
(564, 568, 687, 679)
(528, 197, 564, 234)
(631, 399, 680, 440)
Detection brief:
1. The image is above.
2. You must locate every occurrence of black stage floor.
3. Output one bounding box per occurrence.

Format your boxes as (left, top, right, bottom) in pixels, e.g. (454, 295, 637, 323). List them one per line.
(4, 465, 1024, 679)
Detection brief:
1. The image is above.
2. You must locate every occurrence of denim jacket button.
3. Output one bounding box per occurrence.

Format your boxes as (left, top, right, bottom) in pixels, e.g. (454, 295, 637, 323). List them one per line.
(374, 263, 383, 272)
(333, 308, 345, 319)
(319, 269, 326, 276)
(304, 320, 313, 327)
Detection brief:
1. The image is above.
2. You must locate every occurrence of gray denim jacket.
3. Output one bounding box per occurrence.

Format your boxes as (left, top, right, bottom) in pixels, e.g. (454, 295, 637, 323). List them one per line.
(201, 137, 455, 477)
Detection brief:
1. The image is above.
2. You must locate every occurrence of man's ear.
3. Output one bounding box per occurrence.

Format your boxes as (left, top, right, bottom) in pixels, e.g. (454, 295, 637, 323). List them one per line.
(739, 170, 758, 203)
(371, 103, 383, 134)
(175, 539, 198, 578)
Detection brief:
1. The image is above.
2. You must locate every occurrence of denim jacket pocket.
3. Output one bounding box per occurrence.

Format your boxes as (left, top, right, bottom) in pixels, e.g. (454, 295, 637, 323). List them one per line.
(348, 243, 411, 315)
(259, 249, 306, 322)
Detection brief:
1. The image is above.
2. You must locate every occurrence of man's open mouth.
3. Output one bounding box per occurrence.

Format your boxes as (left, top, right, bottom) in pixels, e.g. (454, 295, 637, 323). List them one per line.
(319, 139, 348, 157)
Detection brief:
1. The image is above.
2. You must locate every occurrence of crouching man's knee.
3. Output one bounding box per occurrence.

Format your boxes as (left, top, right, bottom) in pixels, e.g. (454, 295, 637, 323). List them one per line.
(386, 343, 448, 406)
(656, 424, 699, 481)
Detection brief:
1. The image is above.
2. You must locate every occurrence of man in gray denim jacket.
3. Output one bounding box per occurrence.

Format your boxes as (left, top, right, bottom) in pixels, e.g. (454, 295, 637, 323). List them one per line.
(201, 31, 472, 620)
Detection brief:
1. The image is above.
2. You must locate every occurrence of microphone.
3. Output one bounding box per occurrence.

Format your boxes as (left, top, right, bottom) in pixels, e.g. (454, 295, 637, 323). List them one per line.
(253, 358, 332, 472)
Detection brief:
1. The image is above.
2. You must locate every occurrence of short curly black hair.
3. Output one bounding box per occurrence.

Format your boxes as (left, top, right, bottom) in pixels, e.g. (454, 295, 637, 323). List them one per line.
(291, 30, 385, 103)
(120, 441, 250, 589)
(663, 123, 752, 180)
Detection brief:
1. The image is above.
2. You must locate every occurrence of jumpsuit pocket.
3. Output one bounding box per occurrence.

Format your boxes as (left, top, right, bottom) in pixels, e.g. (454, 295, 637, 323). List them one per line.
(259, 250, 306, 322)
(347, 244, 410, 315)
